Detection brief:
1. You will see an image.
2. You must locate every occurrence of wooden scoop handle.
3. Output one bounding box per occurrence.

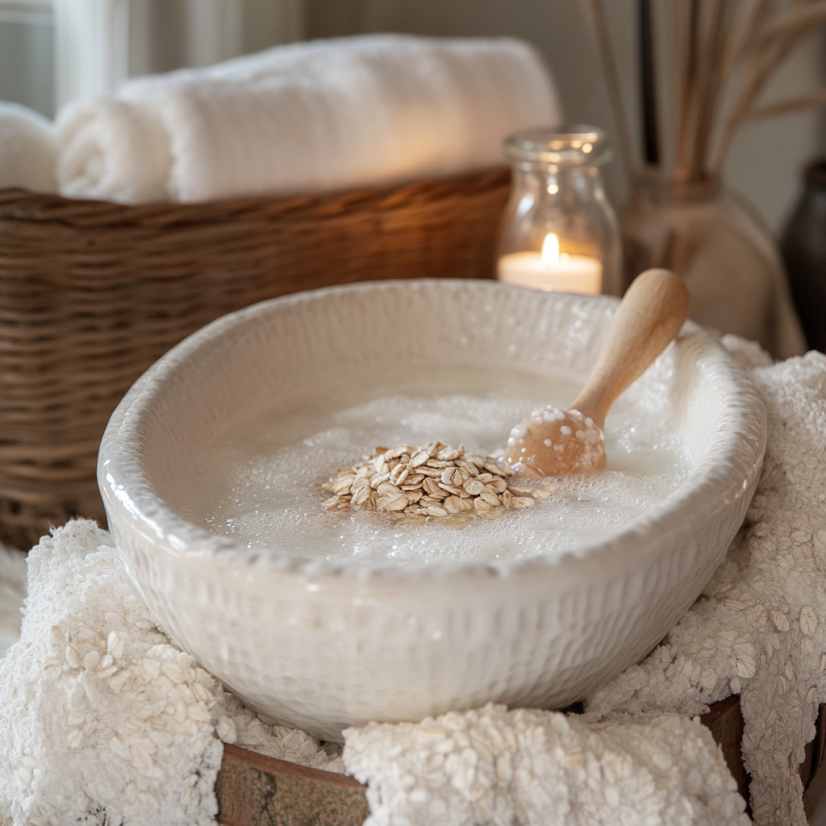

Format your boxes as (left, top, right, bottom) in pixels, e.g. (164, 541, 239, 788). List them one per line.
(572, 269, 689, 427)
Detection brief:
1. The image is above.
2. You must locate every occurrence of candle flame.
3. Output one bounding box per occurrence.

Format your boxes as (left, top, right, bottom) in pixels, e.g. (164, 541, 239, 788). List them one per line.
(541, 233, 560, 264)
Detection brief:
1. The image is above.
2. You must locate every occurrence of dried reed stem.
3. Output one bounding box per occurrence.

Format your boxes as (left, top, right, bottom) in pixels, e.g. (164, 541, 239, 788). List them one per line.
(711, 23, 800, 173)
(745, 88, 826, 120)
(582, 0, 636, 181)
(751, 1, 826, 50)
(674, 0, 702, 181)
(688, 0, 728, 180)
(710, 0, 772, 166)
(586, 0, 826, 183)
(669, 0, 685, 172)
(721, 0, 772, 77)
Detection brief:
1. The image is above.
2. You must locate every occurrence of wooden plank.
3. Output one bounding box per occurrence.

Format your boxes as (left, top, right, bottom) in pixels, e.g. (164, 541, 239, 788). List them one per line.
(701, 695, 748, 796)
(216, 701, 826, 825)
(217, 744, 368, 826)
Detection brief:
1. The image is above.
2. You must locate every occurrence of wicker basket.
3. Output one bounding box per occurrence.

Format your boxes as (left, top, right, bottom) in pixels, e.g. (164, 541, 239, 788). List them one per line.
(0, 168, 510, 549)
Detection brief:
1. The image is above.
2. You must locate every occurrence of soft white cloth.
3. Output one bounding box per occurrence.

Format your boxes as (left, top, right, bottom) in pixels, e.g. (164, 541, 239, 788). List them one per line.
(344, 705, 748, 826)
(57, 35, 560, 204)
(0, 521, 339, 826)
(3, 343, 825, 826)
(0, 521, 746, 826)
(0, 103, 57, 193)
(590, 344, 826, 826)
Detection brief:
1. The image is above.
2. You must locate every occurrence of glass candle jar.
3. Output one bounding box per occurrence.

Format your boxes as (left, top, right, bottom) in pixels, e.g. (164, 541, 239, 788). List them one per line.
(497, 125, 622, 296)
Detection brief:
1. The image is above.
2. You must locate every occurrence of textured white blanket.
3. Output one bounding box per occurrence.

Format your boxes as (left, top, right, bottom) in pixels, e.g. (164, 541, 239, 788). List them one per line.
(1, 343, 824, 826)
(0, 522, 745, 826)
(0, 521, 340, 826)
(344, 706, 747, 826)
(590, 346, 826, 826)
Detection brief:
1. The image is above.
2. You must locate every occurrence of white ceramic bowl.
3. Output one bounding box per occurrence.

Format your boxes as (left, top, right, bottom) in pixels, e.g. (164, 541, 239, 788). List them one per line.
(99, 279, 766, 740)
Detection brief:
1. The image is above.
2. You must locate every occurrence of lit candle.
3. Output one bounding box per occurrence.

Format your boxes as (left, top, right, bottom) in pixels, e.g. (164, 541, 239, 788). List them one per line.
(498, 233, 602, 295)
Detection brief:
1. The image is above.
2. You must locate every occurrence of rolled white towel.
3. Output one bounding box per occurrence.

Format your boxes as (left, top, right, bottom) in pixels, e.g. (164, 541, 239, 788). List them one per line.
(57, 35, 560, 204)
(58, 99, 171, 203)
(0, 102, 57, 193)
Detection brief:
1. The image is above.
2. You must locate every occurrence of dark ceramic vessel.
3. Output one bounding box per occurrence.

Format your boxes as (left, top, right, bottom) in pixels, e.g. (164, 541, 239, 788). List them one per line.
(782, 160, 826, 353)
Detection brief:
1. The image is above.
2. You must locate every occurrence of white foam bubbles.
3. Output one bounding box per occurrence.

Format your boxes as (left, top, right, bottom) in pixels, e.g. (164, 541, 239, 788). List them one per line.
(202, 369, 690, 568)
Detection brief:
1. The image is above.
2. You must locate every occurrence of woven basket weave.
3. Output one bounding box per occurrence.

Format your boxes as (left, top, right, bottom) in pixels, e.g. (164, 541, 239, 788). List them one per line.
(0, 167, 509, 549)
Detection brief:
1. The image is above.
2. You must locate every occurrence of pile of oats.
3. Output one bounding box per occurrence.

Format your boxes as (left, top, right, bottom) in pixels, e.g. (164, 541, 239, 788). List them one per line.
(321, 442, 550, 520)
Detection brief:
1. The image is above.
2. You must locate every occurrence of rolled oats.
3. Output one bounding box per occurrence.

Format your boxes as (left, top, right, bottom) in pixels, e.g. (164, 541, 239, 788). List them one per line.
(321, 442, 552, 521)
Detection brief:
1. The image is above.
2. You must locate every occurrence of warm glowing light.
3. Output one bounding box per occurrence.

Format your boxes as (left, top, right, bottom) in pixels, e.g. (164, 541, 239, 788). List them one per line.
(498, 232, 602, 295)
(541, 233, 560, 264)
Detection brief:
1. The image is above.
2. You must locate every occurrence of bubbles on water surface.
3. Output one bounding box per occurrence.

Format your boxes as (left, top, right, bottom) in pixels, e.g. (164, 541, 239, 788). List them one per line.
(203, 370, 689, 567)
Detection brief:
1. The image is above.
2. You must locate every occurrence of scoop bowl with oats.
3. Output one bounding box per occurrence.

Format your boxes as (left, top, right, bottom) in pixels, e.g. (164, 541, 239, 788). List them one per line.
(99, 279, 765, 739)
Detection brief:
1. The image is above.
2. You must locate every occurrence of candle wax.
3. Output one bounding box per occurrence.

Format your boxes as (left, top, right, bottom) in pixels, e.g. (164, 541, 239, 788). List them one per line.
(498, 251, 602, 295)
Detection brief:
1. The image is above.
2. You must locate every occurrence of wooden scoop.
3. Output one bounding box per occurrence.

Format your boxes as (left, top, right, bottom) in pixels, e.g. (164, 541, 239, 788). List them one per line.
(505, 268, 690, 477)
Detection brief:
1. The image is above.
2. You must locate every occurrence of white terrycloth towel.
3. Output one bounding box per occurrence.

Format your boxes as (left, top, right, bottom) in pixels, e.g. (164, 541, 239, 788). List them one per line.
(0, 522, 747, 826)
(7, 343, 826, 826)
(0, 102, 57, 193)
(590, 346, 826, 826)
(344, 705, 748, 826)
(56, 35, 560, 204)
(0, 521, 340, 826)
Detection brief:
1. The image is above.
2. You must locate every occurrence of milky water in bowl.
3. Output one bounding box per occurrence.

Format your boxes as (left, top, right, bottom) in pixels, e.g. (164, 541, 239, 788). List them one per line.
(202, 367, 690, 566)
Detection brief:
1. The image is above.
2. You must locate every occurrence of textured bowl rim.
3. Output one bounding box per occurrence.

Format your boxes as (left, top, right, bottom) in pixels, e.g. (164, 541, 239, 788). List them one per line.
(98, 278, 767, 582)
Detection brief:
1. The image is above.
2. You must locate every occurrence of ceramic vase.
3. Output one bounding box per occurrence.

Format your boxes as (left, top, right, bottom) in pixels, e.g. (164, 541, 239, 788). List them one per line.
(621, 172, 805, 359)
(781, 159, 826, 354)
